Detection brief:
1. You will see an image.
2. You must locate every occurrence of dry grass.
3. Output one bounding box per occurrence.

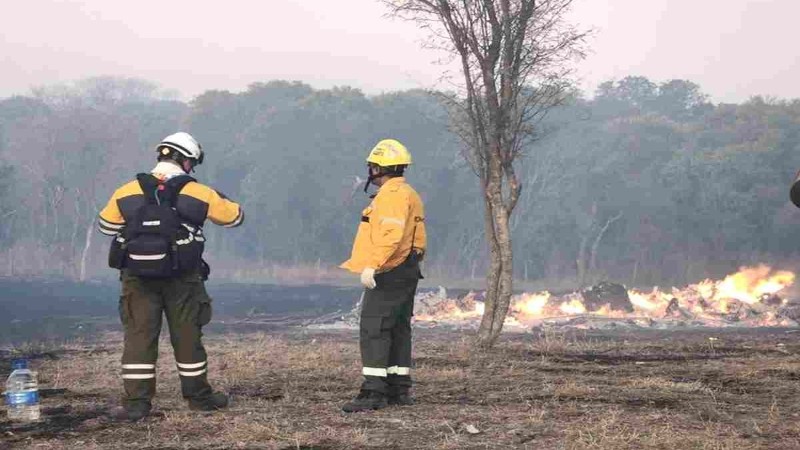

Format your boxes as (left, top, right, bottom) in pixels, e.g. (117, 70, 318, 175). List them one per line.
(3, 328, 800, 449)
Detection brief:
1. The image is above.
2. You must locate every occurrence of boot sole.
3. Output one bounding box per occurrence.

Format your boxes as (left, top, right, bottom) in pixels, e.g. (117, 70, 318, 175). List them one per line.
(189, 405, 228, 412)
(342, 403, 388, 413)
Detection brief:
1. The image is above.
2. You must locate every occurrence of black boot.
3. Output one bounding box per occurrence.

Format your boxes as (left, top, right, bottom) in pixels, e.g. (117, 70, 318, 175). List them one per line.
(188, 392, 229, 411)
(387, 385, 415, 406)
(114, 402, 151, 422)
(342, 390, 388, 413)
(388, 391, 415, 406)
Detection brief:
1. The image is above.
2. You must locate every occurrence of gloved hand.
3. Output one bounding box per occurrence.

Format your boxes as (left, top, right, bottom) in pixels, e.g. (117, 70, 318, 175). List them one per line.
(360, 268, 377, 289)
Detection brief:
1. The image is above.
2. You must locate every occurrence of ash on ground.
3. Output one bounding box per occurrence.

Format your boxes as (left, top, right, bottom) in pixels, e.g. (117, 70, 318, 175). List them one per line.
(307, 287, 480, 330)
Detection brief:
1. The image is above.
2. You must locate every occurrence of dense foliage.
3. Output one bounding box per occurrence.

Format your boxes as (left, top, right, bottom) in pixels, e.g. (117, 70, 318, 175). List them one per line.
(1, 76, 798, 285)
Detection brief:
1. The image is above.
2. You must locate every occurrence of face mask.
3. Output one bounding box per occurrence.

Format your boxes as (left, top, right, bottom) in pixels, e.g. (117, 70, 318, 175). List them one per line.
(364, 164, 382, 194)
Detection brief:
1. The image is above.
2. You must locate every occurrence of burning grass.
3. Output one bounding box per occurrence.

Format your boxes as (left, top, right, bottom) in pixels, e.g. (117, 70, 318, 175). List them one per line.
(414, 265, 800, 329)
(3, 327, 800, 449)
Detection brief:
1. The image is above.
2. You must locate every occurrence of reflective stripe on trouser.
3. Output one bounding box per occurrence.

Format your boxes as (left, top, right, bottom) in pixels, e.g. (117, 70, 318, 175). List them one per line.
(359, 256, 420, 394)
(119, 271, 214, 408)
(122, 364, 156, 380)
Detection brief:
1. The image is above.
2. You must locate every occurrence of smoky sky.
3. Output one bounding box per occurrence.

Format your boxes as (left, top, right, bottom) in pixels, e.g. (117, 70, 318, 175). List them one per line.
(0, 0, 796, 103)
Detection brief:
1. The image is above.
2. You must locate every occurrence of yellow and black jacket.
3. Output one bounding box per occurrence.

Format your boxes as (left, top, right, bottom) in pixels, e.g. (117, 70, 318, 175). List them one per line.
(99, 162, 243, 235)
(340, 177, 426, 274)
(98, 178, 243, 234)
(98, 164, 243, 274)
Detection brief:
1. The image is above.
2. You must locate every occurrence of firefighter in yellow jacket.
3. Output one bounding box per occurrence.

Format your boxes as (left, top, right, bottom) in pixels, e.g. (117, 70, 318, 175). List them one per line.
(98, 132, 243, 421)
(341, 139, 427, 412)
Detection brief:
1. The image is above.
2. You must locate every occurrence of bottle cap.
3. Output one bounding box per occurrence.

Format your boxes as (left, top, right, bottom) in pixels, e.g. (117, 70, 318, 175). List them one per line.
(11, 359, 28, 370)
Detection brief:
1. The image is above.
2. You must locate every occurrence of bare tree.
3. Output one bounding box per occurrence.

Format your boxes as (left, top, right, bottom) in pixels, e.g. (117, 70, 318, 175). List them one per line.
(383, 0, 588, 346)
(575, 203, 623, 287)
(79, 214, 97, 282)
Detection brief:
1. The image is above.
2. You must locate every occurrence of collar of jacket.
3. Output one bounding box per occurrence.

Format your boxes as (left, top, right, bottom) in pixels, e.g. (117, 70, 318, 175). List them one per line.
(378, 177, 406, 192)
(151, 161, 187, 180)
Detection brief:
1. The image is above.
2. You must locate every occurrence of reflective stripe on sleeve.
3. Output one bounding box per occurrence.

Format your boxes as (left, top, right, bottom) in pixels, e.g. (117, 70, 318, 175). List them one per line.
(222, 209, 244, 228)
(99, 218, 124, 230)
(380, 217, 405, 226)
(99, 218, 124, 235)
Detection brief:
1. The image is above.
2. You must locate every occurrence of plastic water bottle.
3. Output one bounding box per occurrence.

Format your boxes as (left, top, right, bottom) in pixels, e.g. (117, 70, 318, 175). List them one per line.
(5, 359, 40, 422)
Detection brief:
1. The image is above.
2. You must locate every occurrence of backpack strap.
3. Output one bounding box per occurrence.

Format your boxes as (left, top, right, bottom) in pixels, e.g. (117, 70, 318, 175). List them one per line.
(162, 174, 196, 206)
(135, 173, 196, 207)
(136, 173, 160, 205)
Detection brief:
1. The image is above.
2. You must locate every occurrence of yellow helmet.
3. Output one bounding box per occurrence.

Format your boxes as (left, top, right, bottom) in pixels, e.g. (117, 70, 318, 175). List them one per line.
(366, 139, 412, 167)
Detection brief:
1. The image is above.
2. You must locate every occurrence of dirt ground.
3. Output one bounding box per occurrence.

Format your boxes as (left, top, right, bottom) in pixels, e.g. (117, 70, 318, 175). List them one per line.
(2, 326, 800, 449)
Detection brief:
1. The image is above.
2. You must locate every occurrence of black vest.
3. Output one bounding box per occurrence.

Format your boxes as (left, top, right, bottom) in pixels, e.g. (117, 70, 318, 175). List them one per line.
(108, 174, 207, 277)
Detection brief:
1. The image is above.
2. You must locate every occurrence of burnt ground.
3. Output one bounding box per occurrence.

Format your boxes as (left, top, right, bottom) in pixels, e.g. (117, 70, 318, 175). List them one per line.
(1, 326, 800, 449)
(0, 279, 367, 345)
(3, 280, 800, 448)
(0, 279, 474, 345)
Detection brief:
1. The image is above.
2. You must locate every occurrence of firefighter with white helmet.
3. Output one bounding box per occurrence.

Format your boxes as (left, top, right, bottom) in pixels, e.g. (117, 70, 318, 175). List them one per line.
(340, 138, 427, 412)
(157, 132, 205, 171)
(98, 131, 243, 421)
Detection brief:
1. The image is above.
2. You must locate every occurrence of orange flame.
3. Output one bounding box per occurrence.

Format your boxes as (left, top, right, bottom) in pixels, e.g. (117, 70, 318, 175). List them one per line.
(714, 265, 794, 304)
(512, 292, 550, 319)
(559, 298, 587, 315)
(414, 265, 797, 328)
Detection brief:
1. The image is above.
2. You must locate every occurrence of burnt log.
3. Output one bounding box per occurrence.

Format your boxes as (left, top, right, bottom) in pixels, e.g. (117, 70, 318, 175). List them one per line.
(759, 293, 783, 307)
(581, 281, 634, 312)
(664, 297, 693, 319)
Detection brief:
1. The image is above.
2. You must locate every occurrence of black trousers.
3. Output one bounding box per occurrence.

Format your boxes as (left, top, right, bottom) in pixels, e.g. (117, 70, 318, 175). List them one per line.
(359, 255, 422, 394)
(118, 271, 214, 409)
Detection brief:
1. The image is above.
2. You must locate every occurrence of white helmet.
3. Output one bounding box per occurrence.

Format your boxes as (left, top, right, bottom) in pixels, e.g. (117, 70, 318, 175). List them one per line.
(156, 132, 204, 164)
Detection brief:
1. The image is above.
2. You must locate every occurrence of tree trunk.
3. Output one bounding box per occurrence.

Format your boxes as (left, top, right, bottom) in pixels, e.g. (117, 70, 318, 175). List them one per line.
(49, 188, 62, 244)
(79, 216, 95, 282)
(492, 204, 514, 339)
(576, 234, 590, 288)
(6, 244, 13, 277)
(477, 181, 501, 346)
(588, 212, 622, 280)
(70, 196, 85, 278)
(477, 163, 514, 347)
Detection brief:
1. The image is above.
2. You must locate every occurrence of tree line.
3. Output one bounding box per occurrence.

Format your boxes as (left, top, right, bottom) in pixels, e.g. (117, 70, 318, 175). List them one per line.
(0, 76, 798, 286)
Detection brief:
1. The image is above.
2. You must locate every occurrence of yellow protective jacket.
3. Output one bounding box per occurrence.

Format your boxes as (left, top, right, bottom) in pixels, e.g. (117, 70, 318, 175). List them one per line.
(340, 177, 427, 274)
(98, 172, 243, 236)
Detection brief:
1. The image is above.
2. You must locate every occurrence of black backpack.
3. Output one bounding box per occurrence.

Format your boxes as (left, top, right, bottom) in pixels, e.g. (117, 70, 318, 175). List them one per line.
(109, 173, 197, 278)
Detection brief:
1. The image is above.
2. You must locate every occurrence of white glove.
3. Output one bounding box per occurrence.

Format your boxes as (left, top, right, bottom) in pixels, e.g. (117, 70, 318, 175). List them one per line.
(360, 268, 377, 290)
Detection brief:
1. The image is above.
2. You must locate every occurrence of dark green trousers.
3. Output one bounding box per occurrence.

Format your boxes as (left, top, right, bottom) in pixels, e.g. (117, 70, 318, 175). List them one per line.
(359, 255, 421, 394)
(118, 271, 214, 409)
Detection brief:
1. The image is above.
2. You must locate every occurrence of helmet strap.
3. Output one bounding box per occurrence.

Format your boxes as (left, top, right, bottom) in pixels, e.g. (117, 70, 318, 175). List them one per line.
(181, 159, 194, 174)
(169, 151, 195, 174)
(364, 165, 380, 195)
